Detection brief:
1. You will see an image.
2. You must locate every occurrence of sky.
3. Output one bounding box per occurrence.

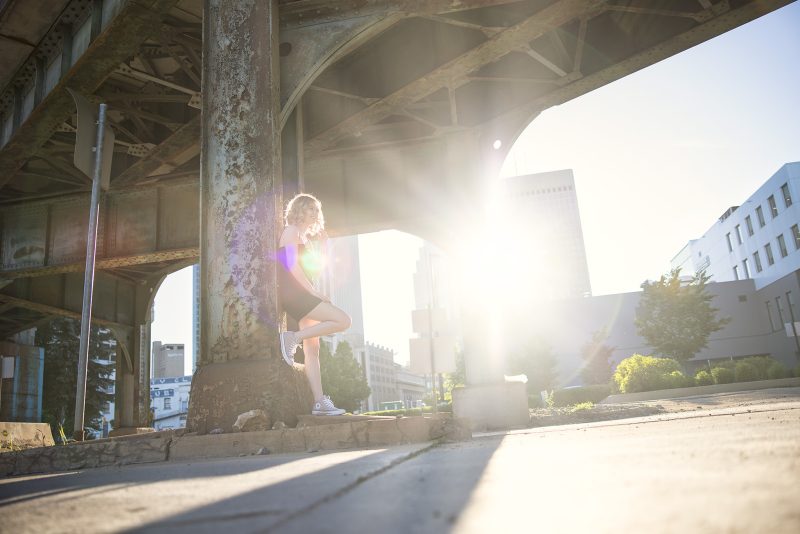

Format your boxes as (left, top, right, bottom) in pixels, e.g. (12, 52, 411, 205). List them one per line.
(152, 3, 800, 373)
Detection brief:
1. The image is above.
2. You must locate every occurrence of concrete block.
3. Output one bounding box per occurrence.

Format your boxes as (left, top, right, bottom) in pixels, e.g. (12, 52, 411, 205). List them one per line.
(296, 414, 394, 427)
(279, 428, 309, 453)
(108, 427, 155, 437)
(0, 451, 15, 476)
(0, 422, 54, 448)
(4, 432, 171, 477)
(302, 424, 357, 451)
(452, 382, 530, 431)
(396, 416, 433, 443)
(364, 419, 404, 446)
(169, 431, 284, 461)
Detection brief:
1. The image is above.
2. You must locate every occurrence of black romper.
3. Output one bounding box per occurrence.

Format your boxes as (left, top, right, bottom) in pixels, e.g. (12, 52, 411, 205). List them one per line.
(277, 244, 323, 321)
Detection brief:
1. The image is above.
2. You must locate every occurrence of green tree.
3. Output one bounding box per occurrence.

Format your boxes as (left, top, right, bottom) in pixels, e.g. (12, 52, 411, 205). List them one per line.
(320, 341, 371, 413)
(580, 328, 614, 385)
(507, 337, 557, 394)
(35, 318, 115, 438)
(635, 269, 730, 362)
(444, 349, 466, 400)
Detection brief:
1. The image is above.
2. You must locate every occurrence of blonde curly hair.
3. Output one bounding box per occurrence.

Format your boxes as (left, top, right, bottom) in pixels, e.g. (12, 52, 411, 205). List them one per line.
(284, 193, 325, 236)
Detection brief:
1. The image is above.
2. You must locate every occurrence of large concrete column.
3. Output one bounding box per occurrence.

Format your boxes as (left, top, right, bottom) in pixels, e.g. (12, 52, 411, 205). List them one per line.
(448, 126, 530, 430)
(187, 0, 312, 433)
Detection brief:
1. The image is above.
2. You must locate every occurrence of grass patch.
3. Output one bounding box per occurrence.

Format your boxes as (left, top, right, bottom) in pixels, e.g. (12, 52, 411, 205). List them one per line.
(569, 402, 595, 413)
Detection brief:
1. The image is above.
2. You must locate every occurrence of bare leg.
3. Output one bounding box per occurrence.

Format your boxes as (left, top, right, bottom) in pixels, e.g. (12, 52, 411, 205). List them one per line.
(295, 302, 351, 342)
(298, 317, 323, 401)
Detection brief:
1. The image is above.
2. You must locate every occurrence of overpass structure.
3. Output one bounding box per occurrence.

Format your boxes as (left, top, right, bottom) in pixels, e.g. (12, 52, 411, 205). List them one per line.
(0, 0, 793, 431)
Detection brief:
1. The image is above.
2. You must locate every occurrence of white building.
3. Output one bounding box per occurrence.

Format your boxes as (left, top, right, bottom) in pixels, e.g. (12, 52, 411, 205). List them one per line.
(150, 376, 191, 430)
(501, 169, 592, 300)
(355, 343, 397, 411)
(672, 162, 800, 289)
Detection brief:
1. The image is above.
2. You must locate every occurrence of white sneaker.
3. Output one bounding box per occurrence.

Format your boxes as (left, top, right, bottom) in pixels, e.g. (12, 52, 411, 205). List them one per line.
(280, 331, 299, 366)
(312, 396, 345, 416)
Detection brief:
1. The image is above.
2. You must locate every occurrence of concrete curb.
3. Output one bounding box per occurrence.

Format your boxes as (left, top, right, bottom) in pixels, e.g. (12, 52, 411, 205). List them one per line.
(170, 415, 470, 462)
(0, 430, 173, 477)
(0, 415, 470, 478)
(602, 377, 800, 404)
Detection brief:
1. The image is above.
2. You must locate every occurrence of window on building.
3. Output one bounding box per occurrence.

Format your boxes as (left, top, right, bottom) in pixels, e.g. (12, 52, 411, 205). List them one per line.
(792, 224, 800, 250)
(777, 234, 788, 258)
(768, 195, 778, 218)
(753, 251, 763, 273)
(776, 296, 786, 326)
(756, 206, 765, 227)
(164, 397, 172, 410)
(765, 243, 775, 265)
(741, 258, 750, 279)
(766, 301, 778, 331)
(781, 183, 793, 207)
(745, 215, 754, 236)
(734, 225, 743, 244)
(726, 233, 733, 252)
(787, 291, 797, 322)
(732, 265, 739, 280)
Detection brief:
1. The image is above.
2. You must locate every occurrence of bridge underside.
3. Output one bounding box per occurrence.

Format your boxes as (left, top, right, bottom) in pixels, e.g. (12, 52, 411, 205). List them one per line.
(0, 0, 792, 428)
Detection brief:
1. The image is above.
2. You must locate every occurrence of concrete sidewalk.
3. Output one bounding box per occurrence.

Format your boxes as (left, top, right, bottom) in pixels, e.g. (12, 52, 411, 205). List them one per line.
(1, 390, 798, 533)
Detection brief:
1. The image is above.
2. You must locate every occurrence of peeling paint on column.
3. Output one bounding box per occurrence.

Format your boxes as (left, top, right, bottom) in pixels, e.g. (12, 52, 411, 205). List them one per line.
(188, 0, 314, 433)
(201, 0, 282, 364)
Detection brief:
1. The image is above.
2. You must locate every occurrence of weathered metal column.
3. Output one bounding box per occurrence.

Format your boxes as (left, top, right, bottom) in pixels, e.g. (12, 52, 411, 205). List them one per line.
(187, 0, 312, 432)
(113, 280, 157, 433)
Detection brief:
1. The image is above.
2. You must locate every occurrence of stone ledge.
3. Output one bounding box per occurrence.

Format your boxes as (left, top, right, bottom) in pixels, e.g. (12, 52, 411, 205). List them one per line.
(602, 377, 800, 404)
(1, 430, 173, 478)
(169, 415, 470, 461)
(0, 422, 55, 450)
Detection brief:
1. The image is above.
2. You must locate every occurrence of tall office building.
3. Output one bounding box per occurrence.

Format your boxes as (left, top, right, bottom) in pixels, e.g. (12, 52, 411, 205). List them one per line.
(502, 169, 592, 300)
(319, 235, 366, 350)
(152, 341, 185, 378)
(672, 162, 800, 289)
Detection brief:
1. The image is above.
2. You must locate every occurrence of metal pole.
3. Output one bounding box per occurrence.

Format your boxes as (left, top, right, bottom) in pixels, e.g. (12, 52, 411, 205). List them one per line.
(73, 103, 107, 441)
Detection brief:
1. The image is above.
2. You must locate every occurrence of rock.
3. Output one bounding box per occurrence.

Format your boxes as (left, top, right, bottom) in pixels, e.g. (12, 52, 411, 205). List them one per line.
(257, 447, 270, 455)
(232, 409, 271, 433)
(209, 428, 224, 435)
(272, 421, 287, 430)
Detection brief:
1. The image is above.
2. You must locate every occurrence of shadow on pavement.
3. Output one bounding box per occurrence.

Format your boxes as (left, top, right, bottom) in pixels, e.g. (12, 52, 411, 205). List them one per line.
(0, 453, 306, 506)
(122, 438, 504, 533)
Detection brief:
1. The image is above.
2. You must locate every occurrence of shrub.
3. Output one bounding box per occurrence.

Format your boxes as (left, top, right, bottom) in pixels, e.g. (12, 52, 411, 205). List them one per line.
(737, 356, 774, 380)
(734, 362, 759, 382)
(664, 370, 692, 389)
(694, 369, 714, 386)
(709, 359, 735, 371)
(711, 366, 734, 384)
(766, 361, 789, 380)
(570, 402, 594, 412)
(613, 354, 683, 393)
(551, 384, 611, 407)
